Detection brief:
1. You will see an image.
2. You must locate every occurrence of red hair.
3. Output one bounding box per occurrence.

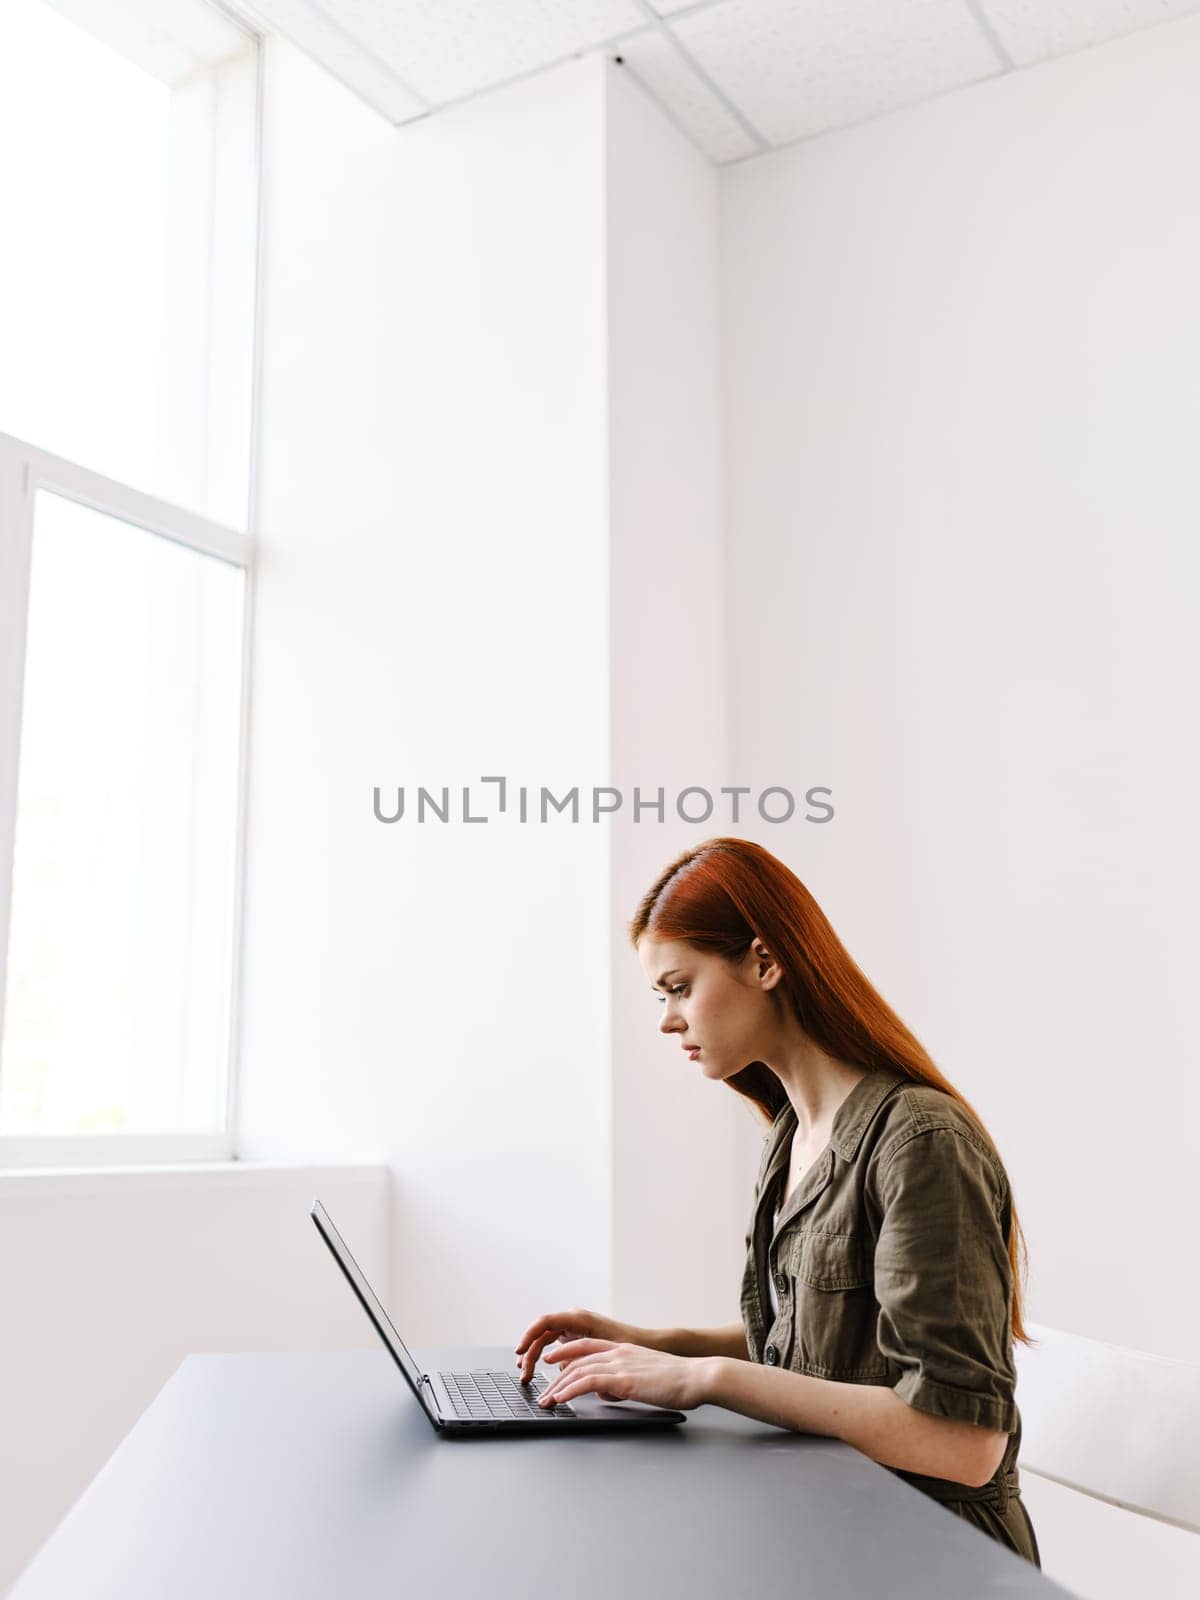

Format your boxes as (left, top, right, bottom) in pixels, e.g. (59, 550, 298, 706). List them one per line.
(629, 835, 1032, 1346)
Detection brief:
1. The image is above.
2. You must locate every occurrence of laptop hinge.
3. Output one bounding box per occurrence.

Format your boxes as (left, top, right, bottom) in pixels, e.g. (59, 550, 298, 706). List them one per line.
(419, 1374, 441, 1420)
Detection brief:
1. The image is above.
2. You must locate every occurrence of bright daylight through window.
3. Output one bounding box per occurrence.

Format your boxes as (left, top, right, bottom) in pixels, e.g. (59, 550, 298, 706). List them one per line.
(0, 0, 260, 1159)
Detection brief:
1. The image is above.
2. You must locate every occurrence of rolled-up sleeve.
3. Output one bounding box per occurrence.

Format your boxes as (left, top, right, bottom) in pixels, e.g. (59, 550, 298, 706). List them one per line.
(874, 1126, 1018, 1433)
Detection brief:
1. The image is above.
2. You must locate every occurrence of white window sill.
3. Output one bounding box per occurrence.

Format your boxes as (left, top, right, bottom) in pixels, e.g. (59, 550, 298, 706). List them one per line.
(0, 1132, 234, 1171)
(0, 1155, 387, 1189)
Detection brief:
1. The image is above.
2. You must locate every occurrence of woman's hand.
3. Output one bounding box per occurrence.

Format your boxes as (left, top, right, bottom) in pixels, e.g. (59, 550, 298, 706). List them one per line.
(536, 1337, 716, 1412)
(514, 1307, 656, 1384)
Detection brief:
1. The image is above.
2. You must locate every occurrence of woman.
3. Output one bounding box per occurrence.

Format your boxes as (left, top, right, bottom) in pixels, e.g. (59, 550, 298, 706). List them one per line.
(514, 836, 1041, 1568)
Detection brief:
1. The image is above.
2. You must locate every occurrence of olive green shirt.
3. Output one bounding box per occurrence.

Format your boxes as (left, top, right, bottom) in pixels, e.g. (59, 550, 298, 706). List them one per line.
(739, 1066, 1040, 1564)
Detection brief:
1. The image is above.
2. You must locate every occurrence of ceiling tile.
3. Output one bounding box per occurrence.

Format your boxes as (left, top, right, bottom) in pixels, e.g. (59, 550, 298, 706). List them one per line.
(980, 0, 1200, 67)
(241, 0, 430, 119)
(646, 0, 730, 15)
(671, 0, 1005, 146)
(303, 0, 647, 104)
(615, 28, 760, 163)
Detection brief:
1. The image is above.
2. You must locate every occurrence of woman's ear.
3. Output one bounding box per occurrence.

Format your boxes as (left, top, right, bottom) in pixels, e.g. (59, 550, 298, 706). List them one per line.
(751, 937, 782, 991)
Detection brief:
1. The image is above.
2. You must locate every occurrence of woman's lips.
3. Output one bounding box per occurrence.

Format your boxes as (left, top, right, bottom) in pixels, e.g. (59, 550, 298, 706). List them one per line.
(683, 1045, 701, 1058)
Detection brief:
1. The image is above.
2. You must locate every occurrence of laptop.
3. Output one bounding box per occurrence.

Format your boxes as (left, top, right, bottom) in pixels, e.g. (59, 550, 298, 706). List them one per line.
(311, 1199, 688, 1435)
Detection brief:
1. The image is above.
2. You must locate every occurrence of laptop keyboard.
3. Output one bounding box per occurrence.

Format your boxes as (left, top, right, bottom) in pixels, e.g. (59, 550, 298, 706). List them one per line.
(442, 1369, 577, 1421)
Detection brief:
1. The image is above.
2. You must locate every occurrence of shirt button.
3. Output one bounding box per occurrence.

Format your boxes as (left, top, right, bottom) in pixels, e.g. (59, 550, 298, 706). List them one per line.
(774, 1272, 787, 1294)
(765, 1345, 779, 1365)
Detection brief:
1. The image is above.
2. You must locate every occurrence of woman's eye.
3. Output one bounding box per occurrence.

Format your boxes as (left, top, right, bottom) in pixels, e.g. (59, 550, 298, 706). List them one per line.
(655, 984, 688, 1003)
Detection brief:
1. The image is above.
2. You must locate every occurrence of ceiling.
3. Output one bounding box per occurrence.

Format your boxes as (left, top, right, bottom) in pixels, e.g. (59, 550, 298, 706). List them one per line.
(225, 0, 1200, 165)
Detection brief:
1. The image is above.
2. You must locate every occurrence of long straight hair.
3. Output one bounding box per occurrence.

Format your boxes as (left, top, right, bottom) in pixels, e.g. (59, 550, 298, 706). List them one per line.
(629, 835, 1032, 1346)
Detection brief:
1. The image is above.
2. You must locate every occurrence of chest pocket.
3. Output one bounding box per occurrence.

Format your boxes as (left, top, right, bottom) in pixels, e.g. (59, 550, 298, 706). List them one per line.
(789, 1231, 889, 1381)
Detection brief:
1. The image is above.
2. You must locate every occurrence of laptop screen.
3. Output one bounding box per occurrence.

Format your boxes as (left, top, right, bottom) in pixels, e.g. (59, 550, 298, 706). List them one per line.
(310, 1199, 427, 1402)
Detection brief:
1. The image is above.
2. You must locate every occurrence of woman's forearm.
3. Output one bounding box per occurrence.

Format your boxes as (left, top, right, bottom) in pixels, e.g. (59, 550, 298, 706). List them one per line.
(645, 1321, 750, 1360)
(701, 1358, 1001, 1487)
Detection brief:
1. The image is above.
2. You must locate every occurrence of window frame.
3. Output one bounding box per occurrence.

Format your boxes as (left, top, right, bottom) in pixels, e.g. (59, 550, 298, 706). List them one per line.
(0, 433, 256, 1168)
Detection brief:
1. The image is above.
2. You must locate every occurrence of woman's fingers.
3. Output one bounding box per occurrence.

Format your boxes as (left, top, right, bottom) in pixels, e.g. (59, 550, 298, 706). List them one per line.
(514, 1316, 548, 1354)
(539, 1350, 620, 1406)
(514, 1313, 588, 1383)
(514, 1311, 587, 1355)
(541, 1337, 615, 1365)
(514, 1313, 559, 1355)
(514, 1313, 626, 1384)
(518, 1331, 562, 1384)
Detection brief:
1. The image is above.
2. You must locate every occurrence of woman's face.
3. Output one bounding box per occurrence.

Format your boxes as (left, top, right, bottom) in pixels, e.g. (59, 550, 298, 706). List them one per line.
(636, 934, 781, 1083)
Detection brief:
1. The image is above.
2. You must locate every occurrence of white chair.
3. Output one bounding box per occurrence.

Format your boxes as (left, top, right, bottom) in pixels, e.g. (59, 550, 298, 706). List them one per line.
(1014, 1321, 1200, 1599)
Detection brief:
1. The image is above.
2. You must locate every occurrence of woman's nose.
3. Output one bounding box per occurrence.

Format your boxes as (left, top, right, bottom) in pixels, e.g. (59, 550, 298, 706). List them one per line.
(659, 1010, 682, 1035)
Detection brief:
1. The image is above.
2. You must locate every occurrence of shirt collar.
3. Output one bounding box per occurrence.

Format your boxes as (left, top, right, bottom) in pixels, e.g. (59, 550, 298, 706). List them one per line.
(770, 1064, 906, 1164)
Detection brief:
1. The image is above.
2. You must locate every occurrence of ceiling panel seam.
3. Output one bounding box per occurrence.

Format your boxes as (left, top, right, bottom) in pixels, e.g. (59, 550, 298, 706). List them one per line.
(632, 0, 770, 152)
(961, 0, 1016, 71)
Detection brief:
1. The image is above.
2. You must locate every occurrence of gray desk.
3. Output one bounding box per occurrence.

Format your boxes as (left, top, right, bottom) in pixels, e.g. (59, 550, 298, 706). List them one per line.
(9, 1347, 1074, 1598)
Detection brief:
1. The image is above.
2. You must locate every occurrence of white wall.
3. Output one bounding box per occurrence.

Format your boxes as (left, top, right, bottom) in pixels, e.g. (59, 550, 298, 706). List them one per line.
(239, 42, 757, 1348)
(0, 1165, 389, 1593)
(239, 40, 615, 1342)
(719, 16, 1200, 1365)
(604, 59, 757, 1330)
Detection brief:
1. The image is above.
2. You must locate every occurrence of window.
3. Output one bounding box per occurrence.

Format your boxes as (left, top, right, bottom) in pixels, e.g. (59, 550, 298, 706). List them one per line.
(0, 0, 260, 1166)
(0, 0, 259, 530)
